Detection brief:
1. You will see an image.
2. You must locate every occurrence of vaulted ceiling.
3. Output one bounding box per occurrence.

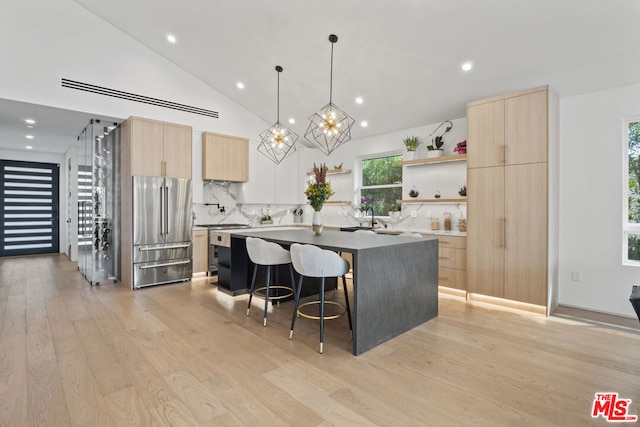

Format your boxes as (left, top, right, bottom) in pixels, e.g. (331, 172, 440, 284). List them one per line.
(3, 0, 640, 154)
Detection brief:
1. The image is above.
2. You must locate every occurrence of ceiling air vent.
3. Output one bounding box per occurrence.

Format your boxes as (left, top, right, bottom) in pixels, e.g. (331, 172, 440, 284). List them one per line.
(61, 78, 219, 118)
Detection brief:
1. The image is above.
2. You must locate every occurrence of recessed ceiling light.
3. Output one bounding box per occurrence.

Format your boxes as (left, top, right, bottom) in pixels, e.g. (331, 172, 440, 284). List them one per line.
(236, 82, 245, 89)
(360, 120, 368, 128)
(25, 145, 33, 150)
(26, 135, 34, 139)
(25, 119, 35, 125)
(166, 34, 177, 44)
(288, 118, 295, 124)
(461, 61, 473, 72)
(355, 96, 364, 104)
(27, 125, 33, 128)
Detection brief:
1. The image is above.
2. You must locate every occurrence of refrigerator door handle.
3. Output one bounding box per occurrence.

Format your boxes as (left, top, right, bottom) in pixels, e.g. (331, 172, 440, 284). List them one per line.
(159, 185, 164, 235)
(164, 186, 169, 235)
(138, 260, 191, 269)
(138, 244, 190, 251)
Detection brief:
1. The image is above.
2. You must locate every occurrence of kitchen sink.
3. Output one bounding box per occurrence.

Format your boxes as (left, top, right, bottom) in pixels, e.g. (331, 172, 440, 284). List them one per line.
(340, 226, 376, 232)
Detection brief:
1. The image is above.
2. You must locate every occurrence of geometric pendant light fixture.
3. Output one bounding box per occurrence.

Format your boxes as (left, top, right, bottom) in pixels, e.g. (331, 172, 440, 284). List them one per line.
(304, 34, 355, 156)
(258, 65, 298, 165)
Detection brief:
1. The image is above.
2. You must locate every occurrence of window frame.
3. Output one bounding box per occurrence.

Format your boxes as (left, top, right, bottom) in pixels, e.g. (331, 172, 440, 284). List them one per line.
(358, 150, 403, 217)
(623, 116, 640, 266)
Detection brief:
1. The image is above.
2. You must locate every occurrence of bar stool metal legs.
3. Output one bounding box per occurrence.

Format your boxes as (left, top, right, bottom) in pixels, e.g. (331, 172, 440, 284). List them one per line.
(246, 263, 294, 327)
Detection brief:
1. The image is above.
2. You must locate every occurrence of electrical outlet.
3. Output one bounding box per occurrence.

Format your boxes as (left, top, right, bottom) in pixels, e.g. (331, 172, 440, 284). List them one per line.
(410, 210, 418, 218)
(571, 271, 581, 282)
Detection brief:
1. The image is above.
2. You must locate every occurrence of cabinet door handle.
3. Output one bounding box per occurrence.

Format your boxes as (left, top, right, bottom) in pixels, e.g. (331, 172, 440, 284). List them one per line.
(161, 160, 166, 176)
(439, 256, 450, 260)
(500, 217, 506, 248)
(500, 145, 506, 164)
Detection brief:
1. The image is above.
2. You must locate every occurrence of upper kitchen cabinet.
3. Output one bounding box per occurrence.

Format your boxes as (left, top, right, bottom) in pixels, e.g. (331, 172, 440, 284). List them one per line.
(122, 116, 192, 179)
(202, 132, 249, 182)
(236, 140, 301, 204)
(467, 87, 547, 168)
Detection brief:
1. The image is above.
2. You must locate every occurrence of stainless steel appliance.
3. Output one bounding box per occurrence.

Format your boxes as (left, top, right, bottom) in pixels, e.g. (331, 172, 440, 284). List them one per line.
(132, 176, 192, 289)
(195, 224, 250, 273)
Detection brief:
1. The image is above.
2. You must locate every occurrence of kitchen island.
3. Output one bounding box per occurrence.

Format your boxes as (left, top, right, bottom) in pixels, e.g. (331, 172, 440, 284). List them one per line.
(232, 229, 438, 355)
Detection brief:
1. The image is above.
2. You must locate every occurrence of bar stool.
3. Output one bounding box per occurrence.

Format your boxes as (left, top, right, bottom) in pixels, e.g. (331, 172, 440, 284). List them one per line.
(289, 243, 352, 354)
(353, 229, 376, 235)
(246, 237, 295, 327)
(399, 232, 423, 238)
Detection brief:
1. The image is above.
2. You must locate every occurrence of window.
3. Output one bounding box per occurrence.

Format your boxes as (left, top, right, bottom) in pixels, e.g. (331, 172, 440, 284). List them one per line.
(360, 154, 402, 215)
(624, 118, 640, 264)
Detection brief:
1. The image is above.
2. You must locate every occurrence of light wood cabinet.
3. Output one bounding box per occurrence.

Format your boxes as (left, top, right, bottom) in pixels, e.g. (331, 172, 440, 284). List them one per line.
(467, 85, 557, 311)
(467, 87, 547, 169)
(126, 117, 192, 179)
(202, 132, 249, 182)
(467, 167, 505, 298)
(438, 236, 467, 291)
(192, 229, 208, 274)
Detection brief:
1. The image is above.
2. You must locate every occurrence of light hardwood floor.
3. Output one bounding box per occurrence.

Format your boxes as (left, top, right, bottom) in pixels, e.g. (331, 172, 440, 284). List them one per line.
(1, 255, 639, 426)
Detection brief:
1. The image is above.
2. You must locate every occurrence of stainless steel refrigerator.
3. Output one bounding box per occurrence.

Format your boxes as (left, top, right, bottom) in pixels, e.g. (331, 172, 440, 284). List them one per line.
(132, 176, 192, 289)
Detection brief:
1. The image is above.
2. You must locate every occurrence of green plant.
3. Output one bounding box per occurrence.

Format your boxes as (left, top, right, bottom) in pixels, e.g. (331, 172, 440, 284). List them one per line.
(403, 136, 421, 151)
(388, 203, 401, 212)
(426, 136, 445, 151)
(425, 120, 453, 151)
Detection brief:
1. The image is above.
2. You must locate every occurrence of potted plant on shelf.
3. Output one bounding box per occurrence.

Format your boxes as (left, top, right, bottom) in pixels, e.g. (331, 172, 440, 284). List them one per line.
(425, 120, 453, 158)
(388, 203, 401, 220)
(403, 136, 421, 160)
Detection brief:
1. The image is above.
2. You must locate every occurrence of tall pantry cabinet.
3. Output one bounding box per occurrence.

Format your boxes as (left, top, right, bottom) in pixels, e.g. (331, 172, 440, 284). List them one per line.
(467, 86, 559, 314)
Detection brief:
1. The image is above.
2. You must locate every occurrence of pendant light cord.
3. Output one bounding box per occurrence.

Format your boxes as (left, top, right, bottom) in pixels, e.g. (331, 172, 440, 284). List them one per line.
(329, 40, 334, 104)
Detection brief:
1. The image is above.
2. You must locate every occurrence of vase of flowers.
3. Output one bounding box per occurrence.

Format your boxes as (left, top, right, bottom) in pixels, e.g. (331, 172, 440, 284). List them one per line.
(305, 163, 335, 235)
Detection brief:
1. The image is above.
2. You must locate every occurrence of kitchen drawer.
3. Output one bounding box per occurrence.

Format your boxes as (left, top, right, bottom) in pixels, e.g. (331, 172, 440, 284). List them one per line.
(439, 267, 467, 290)
(209, 231, 231, 247)
(438, 236, 466, 249)
(439, 247, 466, 270)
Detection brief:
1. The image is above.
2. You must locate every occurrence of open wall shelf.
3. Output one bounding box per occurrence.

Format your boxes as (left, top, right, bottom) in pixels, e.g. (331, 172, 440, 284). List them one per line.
(398, 154, 466, 167)
(398, 198, 467, 204)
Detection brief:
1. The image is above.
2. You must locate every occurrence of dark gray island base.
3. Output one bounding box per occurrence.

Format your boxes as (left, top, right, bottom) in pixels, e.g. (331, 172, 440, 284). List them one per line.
(232, 229, 439, 355)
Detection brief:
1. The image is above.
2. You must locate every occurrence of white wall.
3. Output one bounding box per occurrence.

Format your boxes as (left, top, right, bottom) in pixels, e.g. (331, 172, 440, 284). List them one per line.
(559, 82, 640, 318)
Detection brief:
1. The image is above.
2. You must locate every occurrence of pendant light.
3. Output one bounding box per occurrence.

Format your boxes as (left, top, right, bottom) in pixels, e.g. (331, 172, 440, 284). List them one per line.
(258, 65, 298, 165)
(305, 34, 355, 156)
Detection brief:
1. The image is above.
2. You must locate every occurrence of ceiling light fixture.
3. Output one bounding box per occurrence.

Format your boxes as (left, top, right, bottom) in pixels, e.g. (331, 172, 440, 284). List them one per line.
(461, 61, 473, 72)
(360, 120, 368, 128)
(25, 119, 35, 125)
(257, 65, 298, 165)
(26, 135, 34, 139)
(355, 97, 363, 104)
(166, 34, 177, 44)
(25, 145, 32, 150)
(236, 82, 245, 89)
(305, 34, 355, 156)
(288, 118, 295, 124)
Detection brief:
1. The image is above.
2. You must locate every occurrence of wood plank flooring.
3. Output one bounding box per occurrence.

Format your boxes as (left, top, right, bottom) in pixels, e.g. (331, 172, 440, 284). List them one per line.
(1, 254, 639, 426)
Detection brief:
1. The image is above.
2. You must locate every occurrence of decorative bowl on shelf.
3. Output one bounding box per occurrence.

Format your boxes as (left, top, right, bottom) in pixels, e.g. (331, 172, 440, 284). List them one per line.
(458, 184, 467, 197)
(434, 190, 441, 199)
(409, 187, 419, 198)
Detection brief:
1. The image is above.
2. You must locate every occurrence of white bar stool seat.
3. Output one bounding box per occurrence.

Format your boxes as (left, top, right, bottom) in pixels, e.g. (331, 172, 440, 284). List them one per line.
(398, 232, 423, 238)
(289, 243, 352, 354)
(245, 237, 295, 327)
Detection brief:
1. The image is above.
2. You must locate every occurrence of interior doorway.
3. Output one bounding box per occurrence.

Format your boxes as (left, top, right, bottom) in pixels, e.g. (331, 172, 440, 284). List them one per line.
(0, 159, 60, 257)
